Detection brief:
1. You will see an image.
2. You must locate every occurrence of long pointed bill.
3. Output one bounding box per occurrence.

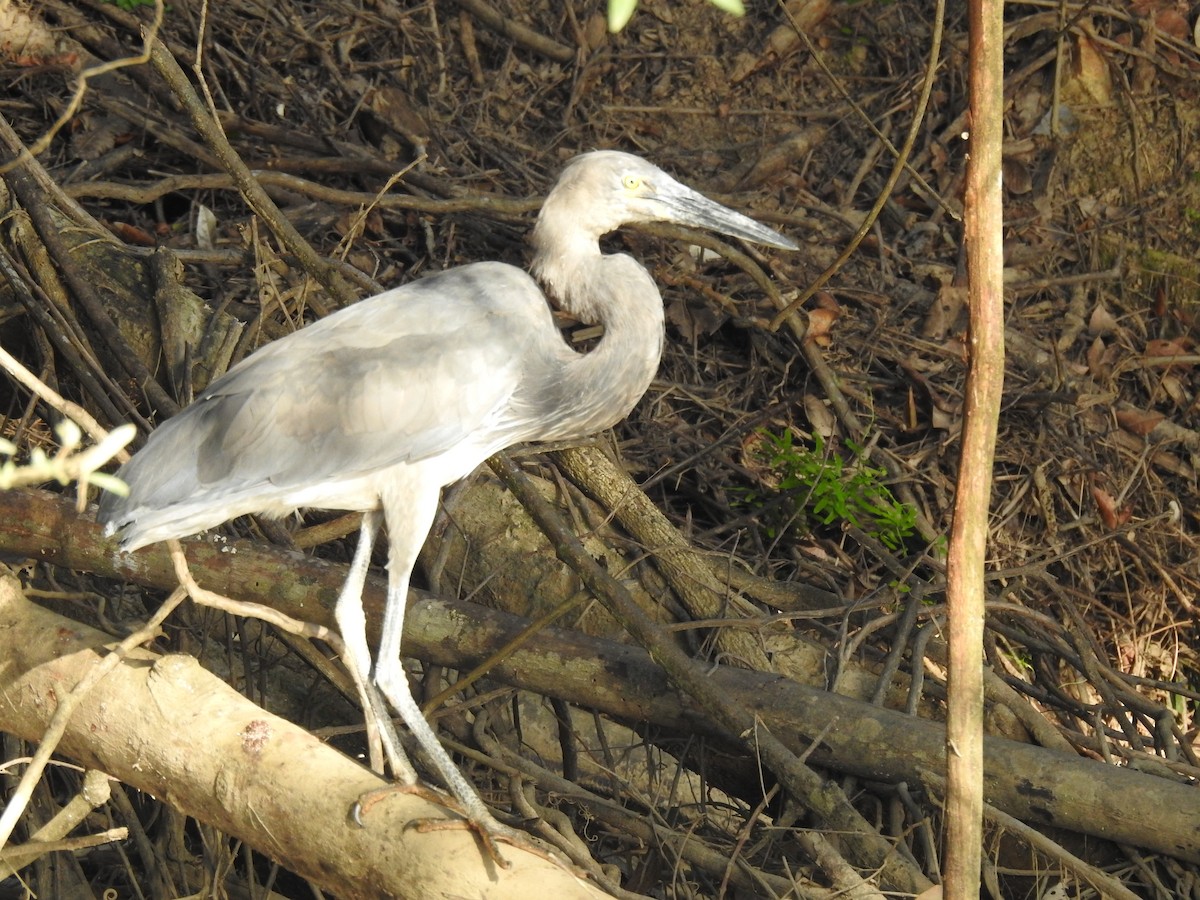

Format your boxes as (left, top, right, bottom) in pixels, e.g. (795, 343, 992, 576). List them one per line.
(661, 182, 799, 251)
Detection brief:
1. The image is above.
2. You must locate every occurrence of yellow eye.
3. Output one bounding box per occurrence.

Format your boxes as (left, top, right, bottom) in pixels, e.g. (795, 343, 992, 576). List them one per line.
(622, 174, 642, 191)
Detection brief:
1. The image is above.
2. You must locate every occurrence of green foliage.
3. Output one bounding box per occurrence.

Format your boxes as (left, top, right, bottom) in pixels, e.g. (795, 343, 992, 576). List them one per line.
(608, 0, 745, 33)
(104, 0, 159, 10)
(745, 429, 918, 551)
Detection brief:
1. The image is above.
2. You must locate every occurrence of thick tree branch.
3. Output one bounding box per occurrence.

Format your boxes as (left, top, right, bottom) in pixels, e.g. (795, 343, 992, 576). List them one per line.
(0, 575, 604, 900)
(0, 489, 1196, 868)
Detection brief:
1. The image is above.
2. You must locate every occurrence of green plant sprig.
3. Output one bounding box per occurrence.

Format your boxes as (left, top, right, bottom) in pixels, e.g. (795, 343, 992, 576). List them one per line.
(742, 428, 918, 551)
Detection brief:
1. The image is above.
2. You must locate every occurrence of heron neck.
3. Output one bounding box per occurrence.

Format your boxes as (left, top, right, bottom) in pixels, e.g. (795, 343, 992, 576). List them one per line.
(532, 247, 667, 441)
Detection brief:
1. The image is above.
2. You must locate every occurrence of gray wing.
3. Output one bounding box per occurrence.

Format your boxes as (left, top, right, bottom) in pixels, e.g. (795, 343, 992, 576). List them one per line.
(100, 262, 554, 521)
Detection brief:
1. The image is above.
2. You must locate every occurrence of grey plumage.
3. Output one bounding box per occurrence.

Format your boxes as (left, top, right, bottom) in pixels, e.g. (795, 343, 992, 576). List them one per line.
(98, 150, 796, 846)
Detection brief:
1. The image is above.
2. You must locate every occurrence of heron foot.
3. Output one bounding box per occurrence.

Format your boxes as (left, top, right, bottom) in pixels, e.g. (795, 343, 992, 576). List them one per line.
(352, 780, 448, 826)
(409, 814, 526, 869)
(352, 782, 522, 869)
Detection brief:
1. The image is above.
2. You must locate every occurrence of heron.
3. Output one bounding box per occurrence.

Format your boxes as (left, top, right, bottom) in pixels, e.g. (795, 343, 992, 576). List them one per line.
(97, 150, 797, 850)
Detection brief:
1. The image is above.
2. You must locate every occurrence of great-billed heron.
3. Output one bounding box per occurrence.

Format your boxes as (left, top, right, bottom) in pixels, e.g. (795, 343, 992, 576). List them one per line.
(98, 150, 796, 849)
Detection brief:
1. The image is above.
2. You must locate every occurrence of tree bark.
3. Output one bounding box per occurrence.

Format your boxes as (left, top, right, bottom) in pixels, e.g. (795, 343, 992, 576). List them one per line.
(0, 573, 606, 900)
(0, 488, 1197, 867)
(947, 0, 1006, 893)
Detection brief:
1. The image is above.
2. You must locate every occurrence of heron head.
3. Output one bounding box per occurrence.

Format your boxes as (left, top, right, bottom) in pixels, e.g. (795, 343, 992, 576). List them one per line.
(541, 151, 797, 251)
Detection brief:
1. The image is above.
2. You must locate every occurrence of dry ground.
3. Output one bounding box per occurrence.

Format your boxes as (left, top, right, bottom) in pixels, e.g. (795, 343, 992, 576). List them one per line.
(1, 0, 1199, 897)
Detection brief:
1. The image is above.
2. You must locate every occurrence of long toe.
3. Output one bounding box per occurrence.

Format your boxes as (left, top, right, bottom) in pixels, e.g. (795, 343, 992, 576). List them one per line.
(410, 812, 529, 869)
(351, 779, 454, 827)
(352, 782, 527, 867)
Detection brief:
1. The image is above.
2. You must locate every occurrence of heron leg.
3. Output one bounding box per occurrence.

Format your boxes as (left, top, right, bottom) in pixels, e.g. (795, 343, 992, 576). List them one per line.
(335, 508, 417, 784)
(372, 482, 517, 842)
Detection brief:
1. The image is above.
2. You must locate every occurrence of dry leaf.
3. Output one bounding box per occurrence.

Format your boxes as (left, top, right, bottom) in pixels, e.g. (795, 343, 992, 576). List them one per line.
(930, 405, 957, 430)
(195, 204, 217, 251)
(1091, 483, 1131, 529)
(899, 360, 959, 432)
(583, 14, 608, 53)
(69, 113, 129, 160)
(1144, 337, 1195, 368)
(1088, 303, 1119, 335)
(0, 2, 78, 67)
(1160, 373, 1190, 406)
(905, 386, 919, 431)
(797, 541, 835, 562)
(1151, 281, 1169, 318)
(1155, 8, 1190, 40)
(665, 298, 726, 342)
(1115, 406, 1165, 436)
(108, 221, 156, 247)
(804, 306, 839, 347)
(803, 394, 836, 438)
(1086, 335, 1116, 379)
(921, 283, 967, 340)
(813, 291, 840, 312)
(1002, 155, 1033, 194)
(363, 85, 430, 153)
(1069, 30, 1113, 104)
(333, 208, 385, 240)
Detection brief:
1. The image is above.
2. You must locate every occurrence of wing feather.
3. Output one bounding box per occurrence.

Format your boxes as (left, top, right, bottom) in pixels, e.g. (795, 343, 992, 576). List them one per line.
(100, 262, 555, 525)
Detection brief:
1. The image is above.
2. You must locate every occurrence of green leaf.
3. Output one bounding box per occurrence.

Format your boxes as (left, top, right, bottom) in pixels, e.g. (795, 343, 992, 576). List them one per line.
(610, 0, 744, 32)
(90, 472, 130, 496)
(608, 0, 638, 32)
(707, 0, 746, 15)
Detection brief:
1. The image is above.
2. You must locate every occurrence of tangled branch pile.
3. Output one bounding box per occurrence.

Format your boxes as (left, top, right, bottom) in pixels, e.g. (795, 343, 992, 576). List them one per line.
(0, 0, 1198, 897)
